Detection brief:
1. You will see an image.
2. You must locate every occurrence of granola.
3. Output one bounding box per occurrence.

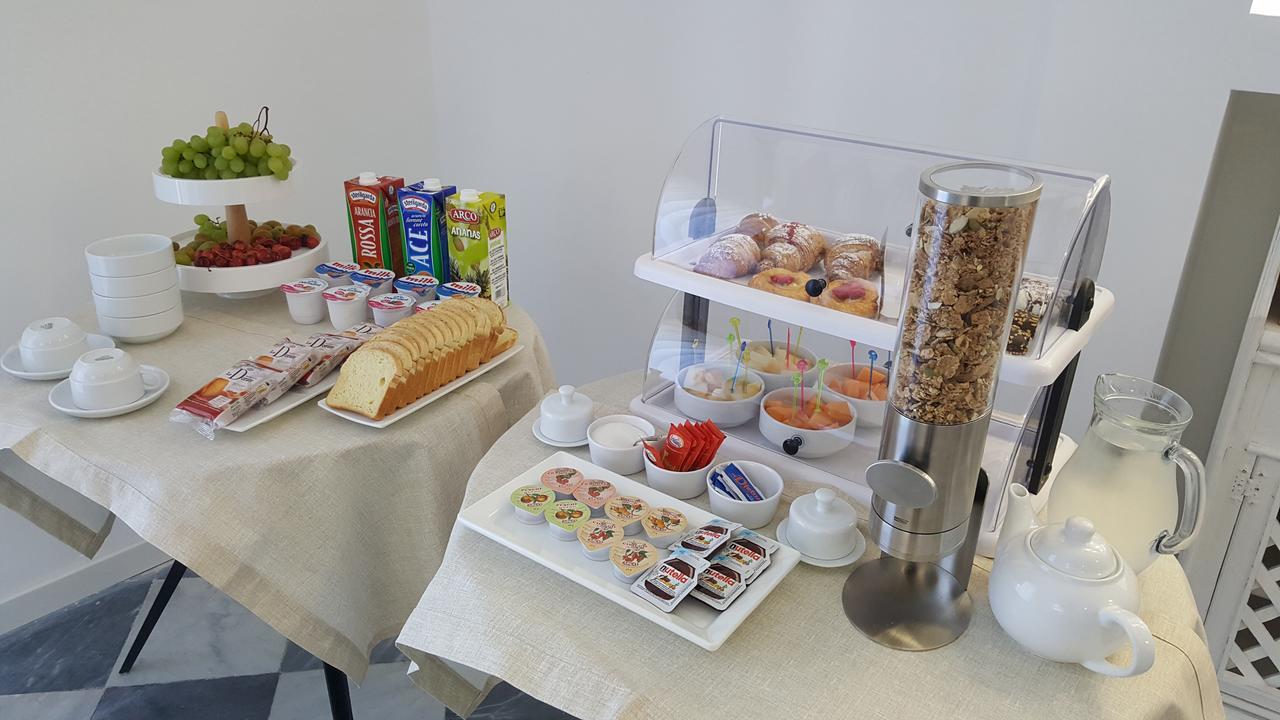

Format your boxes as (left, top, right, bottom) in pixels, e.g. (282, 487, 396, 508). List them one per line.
(1006, 278, 1051, 356)
(891, 199, 1035, 424)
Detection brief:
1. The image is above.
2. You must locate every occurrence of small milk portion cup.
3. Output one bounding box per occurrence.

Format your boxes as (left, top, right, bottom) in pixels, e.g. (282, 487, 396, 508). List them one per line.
(281, 278, 329, 324)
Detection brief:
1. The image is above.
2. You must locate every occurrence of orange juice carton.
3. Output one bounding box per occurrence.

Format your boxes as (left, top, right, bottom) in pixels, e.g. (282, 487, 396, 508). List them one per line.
(344, 172, 406, 272)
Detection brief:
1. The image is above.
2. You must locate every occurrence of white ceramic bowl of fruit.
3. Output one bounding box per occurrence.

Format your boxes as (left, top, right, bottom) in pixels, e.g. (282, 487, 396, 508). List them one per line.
(172, 217, 328, 298)
(822, 363, 888, 428)
(673, 363, 765, 428)
(758, 387, 856, 458)
(742, 341, 819, 392)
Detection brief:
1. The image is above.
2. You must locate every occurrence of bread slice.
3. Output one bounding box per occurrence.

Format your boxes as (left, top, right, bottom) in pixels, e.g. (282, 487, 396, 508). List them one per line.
(493, 326, 519, 356)
(325, 345, 402, 419)
(362, 339, 415, 410)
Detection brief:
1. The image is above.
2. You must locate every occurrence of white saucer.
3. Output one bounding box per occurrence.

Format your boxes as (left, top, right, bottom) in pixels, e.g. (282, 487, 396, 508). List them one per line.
(48, 366, 170, 419)
(1, 334, 116, 381)
(532, 418, 588, 448)
(776, 518, 866, 568)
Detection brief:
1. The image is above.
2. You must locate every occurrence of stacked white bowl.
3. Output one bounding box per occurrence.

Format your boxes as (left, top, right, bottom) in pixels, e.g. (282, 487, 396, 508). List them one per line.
(85, 234, 183, 343)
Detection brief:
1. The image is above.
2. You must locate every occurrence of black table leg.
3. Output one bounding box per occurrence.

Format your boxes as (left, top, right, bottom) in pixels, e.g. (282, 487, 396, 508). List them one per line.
(119, 559, 186, 674)
(323, 662, 354, 720)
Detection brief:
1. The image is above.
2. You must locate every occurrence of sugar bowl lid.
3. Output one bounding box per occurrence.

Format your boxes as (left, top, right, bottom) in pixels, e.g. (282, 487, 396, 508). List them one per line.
(789, 488, 858, 536)
(540, 384, 593, 422)
(1029, 517, 1119, 580)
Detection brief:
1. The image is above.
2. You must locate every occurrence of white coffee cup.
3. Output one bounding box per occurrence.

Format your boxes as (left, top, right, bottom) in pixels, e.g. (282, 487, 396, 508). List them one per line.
(69, 348, 157, 410)
(20, 317, 90, 372)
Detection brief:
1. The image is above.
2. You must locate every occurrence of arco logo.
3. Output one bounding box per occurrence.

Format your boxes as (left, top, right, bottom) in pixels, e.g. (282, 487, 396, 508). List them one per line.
(448, 208, 479, 223)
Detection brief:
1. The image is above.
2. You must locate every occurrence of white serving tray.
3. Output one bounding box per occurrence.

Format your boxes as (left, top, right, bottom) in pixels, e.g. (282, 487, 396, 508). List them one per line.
(225, 374, 338, 432)
(171, 230, 328, 297)
(457, 451, 800, 651)
(317, 344, 524, 428)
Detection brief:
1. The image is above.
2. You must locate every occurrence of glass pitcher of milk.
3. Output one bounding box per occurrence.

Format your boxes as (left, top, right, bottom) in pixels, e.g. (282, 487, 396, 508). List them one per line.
(1046, 374, 1206, 574)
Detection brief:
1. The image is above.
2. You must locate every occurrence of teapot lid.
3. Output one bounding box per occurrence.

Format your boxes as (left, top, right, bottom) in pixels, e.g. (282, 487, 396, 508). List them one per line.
(790, 488, 858, 533)
(540, 385, 593, 422)
(1029, 517, 1119, 580)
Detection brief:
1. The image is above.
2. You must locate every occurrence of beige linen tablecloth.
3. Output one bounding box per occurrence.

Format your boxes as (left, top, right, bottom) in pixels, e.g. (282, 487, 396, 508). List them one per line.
(0, 294, 554, 681)
(397, 372, 1225, 720)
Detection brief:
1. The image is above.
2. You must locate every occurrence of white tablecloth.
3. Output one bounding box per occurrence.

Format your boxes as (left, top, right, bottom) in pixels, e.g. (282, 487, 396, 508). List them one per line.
(396, 372, 1225, 720)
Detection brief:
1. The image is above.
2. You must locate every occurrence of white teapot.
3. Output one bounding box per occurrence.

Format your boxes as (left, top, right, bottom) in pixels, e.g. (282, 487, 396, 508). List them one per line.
(989, 484, 1155, 677)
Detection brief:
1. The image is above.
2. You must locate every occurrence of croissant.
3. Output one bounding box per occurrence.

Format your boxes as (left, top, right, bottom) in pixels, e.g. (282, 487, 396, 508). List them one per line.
(825, 233, 882, 281)
(759, 223, 825, 272)
(693, 233, 761, 279)
(735, 212, 781, 251)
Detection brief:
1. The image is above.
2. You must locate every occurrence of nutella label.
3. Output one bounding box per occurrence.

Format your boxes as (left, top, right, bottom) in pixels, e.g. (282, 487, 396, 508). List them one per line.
(692, 562, 747, 611)
(630, 548, 711, 613)
(711, 530, 779, 583)
(670, 518, 743, 559)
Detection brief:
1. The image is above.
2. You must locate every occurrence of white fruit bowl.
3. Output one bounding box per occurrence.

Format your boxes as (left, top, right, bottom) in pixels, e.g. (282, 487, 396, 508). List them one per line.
(152, 161, 296, 206)
(171, 230, 330, 298)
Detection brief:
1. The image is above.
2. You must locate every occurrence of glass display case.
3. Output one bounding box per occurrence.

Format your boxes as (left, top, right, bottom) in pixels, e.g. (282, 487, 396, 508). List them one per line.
(630, 118, 1113, 554)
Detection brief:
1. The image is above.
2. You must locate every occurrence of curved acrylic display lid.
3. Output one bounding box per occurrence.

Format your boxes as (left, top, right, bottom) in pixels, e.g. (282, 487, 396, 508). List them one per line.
(1029, 517, 1119, 580)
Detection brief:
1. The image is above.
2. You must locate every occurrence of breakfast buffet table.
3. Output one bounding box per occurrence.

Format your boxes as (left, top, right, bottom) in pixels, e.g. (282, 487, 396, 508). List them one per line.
(396, 373, 1226, 720)
(0, 294, 554, 682)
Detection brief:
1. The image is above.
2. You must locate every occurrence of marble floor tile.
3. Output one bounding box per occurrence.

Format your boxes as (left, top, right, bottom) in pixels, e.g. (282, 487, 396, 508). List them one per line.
(107, 577, 287, 686)
(280, 636, 403, 673)
(0, 688, 102, 720)
(446, 681, 579, 720)
(268, 661, 445, 720)
(0, 578, 151, 694)
(92, 673, 278, 720)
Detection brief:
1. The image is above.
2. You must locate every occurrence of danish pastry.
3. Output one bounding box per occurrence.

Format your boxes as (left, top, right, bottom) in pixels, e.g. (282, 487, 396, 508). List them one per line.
(815, 278, 879, 317)
(748, 268, 811, 301)
(825, 233, 882, 282)
(760, 223, 825, 272)
(693, 233, 760, 279)
(734, 212, 781, 250)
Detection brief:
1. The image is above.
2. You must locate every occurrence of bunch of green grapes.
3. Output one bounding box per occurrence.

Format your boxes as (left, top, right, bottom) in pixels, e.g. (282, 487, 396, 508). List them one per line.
(159, 122, 293, 181)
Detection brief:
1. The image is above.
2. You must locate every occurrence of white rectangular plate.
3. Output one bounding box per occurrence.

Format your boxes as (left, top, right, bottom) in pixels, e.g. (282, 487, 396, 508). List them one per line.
(457, 451, 799, 651)
(317, 344, 524, 428)
(226, 374, 338, 432)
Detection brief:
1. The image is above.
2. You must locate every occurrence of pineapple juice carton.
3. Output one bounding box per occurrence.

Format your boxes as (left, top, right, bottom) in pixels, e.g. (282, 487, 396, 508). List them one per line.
(344, 172, 406, 272)
(446, 189, 508, 307)
(396, 178, 456, 281)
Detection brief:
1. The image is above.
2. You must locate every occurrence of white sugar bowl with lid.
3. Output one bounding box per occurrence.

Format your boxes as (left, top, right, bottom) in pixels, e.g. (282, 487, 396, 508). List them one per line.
(784, 488, 860, 560)
(539, 385, 593, 443)
(988, 484, 1155, 678)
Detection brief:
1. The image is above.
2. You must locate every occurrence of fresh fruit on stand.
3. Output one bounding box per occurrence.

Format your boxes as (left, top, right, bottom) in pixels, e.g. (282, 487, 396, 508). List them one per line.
(175, 215, 320, 268)
(159, 106, 294, 181)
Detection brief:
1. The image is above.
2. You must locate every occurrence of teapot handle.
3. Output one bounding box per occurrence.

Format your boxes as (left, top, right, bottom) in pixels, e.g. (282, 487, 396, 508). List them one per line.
(1155, 442, 1206, 556)
(1081, 607, 1155, 677)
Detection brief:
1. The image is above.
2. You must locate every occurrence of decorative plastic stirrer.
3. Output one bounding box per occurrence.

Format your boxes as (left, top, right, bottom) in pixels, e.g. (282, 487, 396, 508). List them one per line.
(729, 317, 742, 349)
(791, 372, 801, 416)
(786, 328, 792, 369)
(767, 319, 775, 353)
(814, 359, 830, 411)
(730, 341, 747, 393)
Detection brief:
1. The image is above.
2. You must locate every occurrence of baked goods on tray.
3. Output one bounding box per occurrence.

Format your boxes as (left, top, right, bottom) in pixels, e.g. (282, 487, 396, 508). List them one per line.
(326, 296, 510, 419)
(759, 223, 825, 272)
(814, 277, 879, 317)
(748, 268, 810, 301)
(825, 233, 882, 281)
(693, 233, 760, 279)
(734, 212, 780, 250)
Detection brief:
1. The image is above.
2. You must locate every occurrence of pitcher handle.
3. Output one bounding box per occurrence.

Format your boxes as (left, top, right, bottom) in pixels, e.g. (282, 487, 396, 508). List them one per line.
(1155, 442, 1206, 555)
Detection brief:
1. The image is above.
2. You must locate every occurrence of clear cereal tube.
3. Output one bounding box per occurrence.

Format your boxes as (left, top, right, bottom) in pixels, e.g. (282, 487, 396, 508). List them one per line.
(889, 162, 1042, 425)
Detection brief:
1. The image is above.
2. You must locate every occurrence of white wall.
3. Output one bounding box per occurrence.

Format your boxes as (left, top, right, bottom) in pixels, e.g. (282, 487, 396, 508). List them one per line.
(0, 0, 436, 620)
(421, 0, 1280, 438)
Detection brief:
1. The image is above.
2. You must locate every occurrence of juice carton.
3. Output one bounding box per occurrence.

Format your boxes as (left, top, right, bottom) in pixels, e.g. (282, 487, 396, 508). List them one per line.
(446, 189, 508, 307)
(344, 172, 406, 273)
(396, 178, 456, 281)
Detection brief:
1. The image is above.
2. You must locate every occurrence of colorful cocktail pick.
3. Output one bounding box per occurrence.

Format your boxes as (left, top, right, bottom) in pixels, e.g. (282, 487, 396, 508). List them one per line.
(767, 319, 775, 353)
(797, 359, 808, 410)
(786, 328, 792, 369)
(814, 358, 830, 411)
(791, 372, 801, 416)
(730, 341, 747, 393)
(729, 317, 742, 348)
(850, 339, 857, 376)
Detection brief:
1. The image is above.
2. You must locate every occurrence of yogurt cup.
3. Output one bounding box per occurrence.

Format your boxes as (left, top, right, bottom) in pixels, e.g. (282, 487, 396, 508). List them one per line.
(368, 292, 415, 327)
(314, 261, 359, 287)
(280, 278, 329, 325)
(394, 274, 439, 301)
(322, 284, 372, 330)
(350, 268, 395, 295)
(437, 281, 481, 299)
(414, 299, 443, 314)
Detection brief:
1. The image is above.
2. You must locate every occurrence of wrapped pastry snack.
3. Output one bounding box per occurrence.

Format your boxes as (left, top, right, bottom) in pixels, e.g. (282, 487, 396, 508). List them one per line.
(251, 340, 321, 404)
(170, 361, 287, 440)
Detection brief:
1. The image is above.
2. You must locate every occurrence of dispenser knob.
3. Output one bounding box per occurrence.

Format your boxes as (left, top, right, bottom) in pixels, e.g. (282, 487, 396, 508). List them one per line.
(782, 437, 803, 456)
(865, 460, 937, 509)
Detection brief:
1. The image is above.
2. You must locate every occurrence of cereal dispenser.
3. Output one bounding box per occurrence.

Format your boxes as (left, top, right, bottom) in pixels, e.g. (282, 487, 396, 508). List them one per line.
(843, 163, 1042, 650)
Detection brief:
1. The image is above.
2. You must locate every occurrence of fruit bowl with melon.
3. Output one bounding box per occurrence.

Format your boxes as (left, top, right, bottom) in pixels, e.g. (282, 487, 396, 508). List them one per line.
(758, 387, 856, 458)
(742, 341, 818, 392)
(674, 363, 765, 428)
(823, 363, 888, 428)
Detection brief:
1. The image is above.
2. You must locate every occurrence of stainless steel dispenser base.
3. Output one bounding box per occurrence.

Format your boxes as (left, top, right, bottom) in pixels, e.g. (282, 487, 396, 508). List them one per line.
(841, 557, 972, 651)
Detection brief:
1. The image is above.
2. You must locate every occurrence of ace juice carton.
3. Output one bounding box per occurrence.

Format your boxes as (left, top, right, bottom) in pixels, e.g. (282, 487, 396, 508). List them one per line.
(397, 178, 456, 281)
(344, 172, 406, 273)
(446, 189, 508, 307)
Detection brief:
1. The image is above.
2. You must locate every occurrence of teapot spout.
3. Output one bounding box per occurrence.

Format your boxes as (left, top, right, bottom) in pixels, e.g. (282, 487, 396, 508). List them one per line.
(997, 484, 1035, 559)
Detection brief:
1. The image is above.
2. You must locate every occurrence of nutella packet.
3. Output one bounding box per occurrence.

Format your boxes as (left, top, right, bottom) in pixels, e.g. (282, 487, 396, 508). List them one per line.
(294, 332, 364, 388)
(250, 341, 320, 403)
(691, 561, 749, 611)
(669, 518, 742, 559)
(169, 361, 287, 439)
(712, 529, 779, 584)
(630, 548, 710, 613)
